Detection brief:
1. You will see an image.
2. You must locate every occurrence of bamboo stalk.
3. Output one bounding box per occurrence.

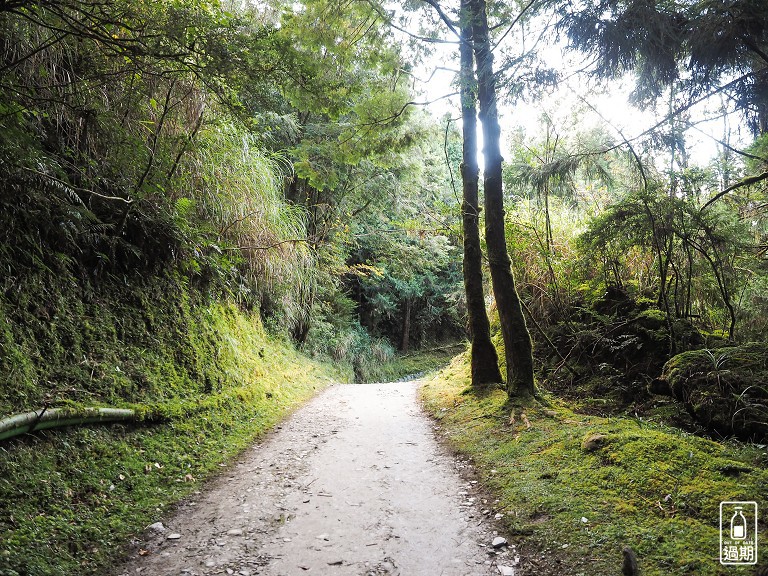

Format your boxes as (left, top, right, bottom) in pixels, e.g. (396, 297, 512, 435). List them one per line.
(0, 407, 138, 441)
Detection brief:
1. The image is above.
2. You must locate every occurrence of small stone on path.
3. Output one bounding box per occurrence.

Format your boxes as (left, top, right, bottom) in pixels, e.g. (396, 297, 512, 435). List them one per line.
(166, 533, 181, 540)
(492, 536, 507, 548)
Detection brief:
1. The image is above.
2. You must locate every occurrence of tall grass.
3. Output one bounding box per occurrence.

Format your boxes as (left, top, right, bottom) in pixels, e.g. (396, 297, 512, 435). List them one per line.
(176, 123, 316, 329)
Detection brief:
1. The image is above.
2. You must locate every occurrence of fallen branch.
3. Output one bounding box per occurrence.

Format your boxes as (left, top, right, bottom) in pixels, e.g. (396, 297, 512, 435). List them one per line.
(0, 407, 140, 441)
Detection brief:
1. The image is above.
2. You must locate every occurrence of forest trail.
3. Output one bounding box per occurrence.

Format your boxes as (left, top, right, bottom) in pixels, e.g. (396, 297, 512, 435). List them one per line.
(115, 381, 516, 576)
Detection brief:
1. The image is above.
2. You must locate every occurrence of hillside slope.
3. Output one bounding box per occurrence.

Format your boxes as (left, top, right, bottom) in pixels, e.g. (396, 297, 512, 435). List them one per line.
(0, 270, 347, 576)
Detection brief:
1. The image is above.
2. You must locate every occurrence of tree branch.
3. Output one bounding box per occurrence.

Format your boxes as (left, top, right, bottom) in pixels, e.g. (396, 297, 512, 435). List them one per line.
(224, 239, 309, 252)
(701, 170, 768, 211)
(443, 116, 461, 205)
(420, 0, 461, 39)
(20, 167, 133, 204)
(363, 0, 457, 44)
(491, 0, 540, 51)
(353, 91, 460, 129)
(686, 122, 767, 162)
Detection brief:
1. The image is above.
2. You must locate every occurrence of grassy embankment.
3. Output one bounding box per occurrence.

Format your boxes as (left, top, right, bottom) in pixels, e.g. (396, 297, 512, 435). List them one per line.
(358, 343, 464, 383)
(0, 271, 348, 576)
(421, 352, 768, 576)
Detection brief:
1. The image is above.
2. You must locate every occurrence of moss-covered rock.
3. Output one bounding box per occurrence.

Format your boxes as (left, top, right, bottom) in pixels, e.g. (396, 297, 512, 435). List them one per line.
(545, 290, 705, 412)
(581, 432, 609, 451)
(651, 342, 768, 441)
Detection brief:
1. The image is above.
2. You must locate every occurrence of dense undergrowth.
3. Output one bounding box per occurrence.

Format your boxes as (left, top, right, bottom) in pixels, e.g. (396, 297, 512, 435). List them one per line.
(421, 353, 768, 576)
(0, 270, 348, 576)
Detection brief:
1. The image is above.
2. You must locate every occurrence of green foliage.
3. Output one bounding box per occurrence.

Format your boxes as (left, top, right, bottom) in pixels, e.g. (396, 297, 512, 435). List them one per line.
(501, 111, 768, 432)
(357, 344, 464, 383)
(0, 0, 430, 363)
(560, 0, 768, 132)
(303, 315, 393, 381)
(504, 118, 619, 207)
(0, 234, 348, 575)
(0, 265, 345, 415)
(175, 122, 316, 319)
(505, 196, 594, 325)
(579, 185, 753, 339)
(349, 228, 463, 349)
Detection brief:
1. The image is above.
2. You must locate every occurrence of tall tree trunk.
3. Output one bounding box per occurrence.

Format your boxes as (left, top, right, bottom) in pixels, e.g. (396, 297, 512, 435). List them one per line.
(400, 297, 412, 352)
(459, 0, 503, 386)
(470, 0, 535, 396)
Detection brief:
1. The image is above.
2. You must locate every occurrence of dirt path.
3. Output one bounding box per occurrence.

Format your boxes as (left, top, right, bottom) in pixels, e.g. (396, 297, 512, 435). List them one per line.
(116, 381, 518, 576)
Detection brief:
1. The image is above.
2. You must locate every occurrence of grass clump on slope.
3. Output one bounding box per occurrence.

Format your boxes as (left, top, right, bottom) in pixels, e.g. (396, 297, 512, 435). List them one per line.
(420, 353, 768, 575)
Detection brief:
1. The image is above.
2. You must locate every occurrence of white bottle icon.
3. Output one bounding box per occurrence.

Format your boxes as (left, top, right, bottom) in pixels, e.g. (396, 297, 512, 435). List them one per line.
(731, 506, 747, 540)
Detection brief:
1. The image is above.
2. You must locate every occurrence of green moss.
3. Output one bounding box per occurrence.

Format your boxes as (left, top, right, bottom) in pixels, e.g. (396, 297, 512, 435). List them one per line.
(0, 344, 343, 576)
(0, 269, 348, 576)
(635, 308, 667, 327)
(420, 354, 768, 576)
(656, 343, 768, 440)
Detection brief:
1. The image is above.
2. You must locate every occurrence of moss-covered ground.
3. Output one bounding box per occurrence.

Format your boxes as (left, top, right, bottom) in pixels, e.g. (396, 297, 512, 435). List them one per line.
(0, 330, 343, 576)
(420, 353, 768, 575)
(0, 271, 347, 576)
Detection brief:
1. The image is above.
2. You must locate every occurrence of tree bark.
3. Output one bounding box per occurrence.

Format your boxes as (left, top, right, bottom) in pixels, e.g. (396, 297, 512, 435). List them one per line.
(459, 0, 503, 386)
(400, 297, 412, 352)
(470, 0, 535, 396)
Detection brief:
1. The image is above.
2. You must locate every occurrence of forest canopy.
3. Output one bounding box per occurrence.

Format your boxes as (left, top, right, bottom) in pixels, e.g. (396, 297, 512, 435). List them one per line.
(2, 3, 768, 575)
(0, 0, 767, 433)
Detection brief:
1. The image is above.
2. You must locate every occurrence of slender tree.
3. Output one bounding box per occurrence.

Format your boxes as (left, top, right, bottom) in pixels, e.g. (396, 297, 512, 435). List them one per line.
(470, 0, 535, 396)
(459, 0, 503, 386)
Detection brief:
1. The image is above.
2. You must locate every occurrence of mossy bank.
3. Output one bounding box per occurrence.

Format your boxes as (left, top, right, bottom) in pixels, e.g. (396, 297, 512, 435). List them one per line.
(420, 353, 768, 575)
(0, 270, 348, 576)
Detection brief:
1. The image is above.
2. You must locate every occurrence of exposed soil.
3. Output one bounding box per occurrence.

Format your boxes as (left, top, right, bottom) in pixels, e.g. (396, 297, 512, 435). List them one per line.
(115, 381, 518, 576)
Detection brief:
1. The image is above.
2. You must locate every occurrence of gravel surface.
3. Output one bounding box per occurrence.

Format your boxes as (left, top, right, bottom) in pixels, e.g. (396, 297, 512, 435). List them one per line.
(115, 381, 518, 575)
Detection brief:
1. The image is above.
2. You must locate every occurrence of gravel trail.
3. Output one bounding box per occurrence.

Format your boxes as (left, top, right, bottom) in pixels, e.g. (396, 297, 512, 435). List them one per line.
(116, 381, 517, 576)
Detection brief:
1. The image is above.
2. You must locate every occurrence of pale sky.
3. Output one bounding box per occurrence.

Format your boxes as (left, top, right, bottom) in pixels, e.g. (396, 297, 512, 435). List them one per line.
(401, 10, 743, 171)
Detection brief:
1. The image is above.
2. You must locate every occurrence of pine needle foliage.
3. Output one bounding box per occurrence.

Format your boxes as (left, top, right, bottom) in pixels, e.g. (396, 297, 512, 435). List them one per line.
(560, 0, 768, 131)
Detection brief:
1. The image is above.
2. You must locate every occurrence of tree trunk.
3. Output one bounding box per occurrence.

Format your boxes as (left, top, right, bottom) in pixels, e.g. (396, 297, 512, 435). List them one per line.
(470, 0, 535, 396)
(459, 0, 503, 386)
(400, 297, 412, 352)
